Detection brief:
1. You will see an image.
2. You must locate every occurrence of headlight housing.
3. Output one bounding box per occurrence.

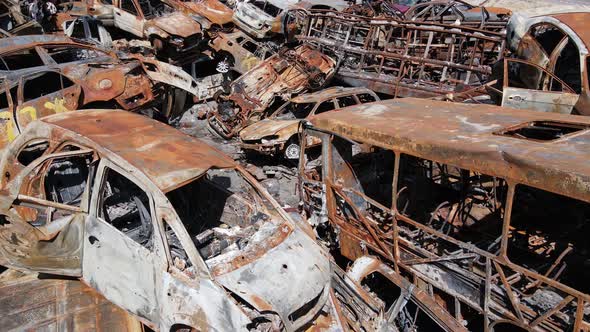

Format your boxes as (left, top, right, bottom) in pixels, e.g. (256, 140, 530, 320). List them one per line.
(261, 135, 279, 144)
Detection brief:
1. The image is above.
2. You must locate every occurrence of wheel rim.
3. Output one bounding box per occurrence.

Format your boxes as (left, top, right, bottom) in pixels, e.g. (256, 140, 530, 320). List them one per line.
(284, 143, 300, 159)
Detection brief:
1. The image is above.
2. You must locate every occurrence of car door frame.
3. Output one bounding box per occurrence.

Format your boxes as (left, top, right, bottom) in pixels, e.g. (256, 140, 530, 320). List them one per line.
(84, 157, 167, 326)
(14, 70, 82, 134)
(113, 0, 145, 37)
(501, 58, 580, 114)
(0, 148, 97, 276)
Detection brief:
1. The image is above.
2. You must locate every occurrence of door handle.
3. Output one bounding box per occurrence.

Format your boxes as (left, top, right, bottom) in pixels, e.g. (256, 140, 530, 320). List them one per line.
(88, 235, 100, 246)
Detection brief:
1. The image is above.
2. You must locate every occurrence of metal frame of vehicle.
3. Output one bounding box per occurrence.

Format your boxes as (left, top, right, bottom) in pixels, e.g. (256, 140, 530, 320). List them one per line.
(210, 30, 277, 74)
(0, 109, 342, 331)
(299, 98, 590, 331)
(294, 9, 506, 98)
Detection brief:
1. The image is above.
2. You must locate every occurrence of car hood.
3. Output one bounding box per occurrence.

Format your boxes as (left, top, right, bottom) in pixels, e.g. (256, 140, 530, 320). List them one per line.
(149, 11, 201, 37)
(215, 227, 331, 329)
(240, 119, 299, 141)
(185, 0, 233, 25)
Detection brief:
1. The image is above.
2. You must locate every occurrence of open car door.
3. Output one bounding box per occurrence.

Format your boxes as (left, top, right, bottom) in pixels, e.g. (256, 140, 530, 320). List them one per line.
(501, 58, 580, 114)
(0, 148, 97, 276)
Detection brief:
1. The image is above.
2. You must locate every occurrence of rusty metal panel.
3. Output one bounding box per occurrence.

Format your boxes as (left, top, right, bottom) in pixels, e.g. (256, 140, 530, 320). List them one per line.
(0, 270, 142, 332)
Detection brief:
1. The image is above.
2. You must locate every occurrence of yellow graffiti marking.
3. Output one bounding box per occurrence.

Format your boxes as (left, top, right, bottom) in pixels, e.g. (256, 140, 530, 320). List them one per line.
(0, 98, 71, 142)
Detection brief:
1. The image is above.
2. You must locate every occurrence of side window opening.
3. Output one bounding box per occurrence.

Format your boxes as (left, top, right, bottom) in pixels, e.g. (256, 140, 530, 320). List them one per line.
(44, 46, 107, 64)
(0, 48, 44, 70)
(508, 185, 590, 294)
(44, 154, 93, 207)
(23, 72, 72, 102)
(162, 220, 196, 278)
(336, 95, 357, 108)
(529, 24, 566, 56)
(0, 85, 17, 109)
(68, 20, 87, 39)
(315, 100, 336, 114)
(99, 168, 153, 250)
(242, 40, 258, 55)
(17, 140, 49, 166)
(357, 93, 377, 103)
(553, 40, 581, 94)
(121, 0, 138, 15)
(396, 154, 506, 254)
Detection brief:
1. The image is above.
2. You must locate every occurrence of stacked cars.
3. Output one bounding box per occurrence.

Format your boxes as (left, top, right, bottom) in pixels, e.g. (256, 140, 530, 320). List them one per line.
(0, 0, 590, 331)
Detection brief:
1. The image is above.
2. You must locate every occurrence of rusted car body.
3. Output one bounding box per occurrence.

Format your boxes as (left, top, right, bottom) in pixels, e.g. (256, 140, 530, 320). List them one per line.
(299, 98, 590, 331)
(0, 269, 143, 331)
(295, 10, 506, 98)
(232, 0, 348, 39)
(210, 30, 277, 74)
(163, 0, 233, 29)
(58, 0, 203, 59)
(240, 87, 379, 160)
(0, 0, 43, 37)
(0, 109, 342, 331)
(503, 12, 590, 115)
(207, 44, 336, 139)
(0, 35, 213, 146)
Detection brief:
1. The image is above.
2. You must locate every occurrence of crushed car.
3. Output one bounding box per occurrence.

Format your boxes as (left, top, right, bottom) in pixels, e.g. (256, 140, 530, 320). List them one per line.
(206, 44, 336, 139)
(299, 97, 590, 331)
(240, 87, 379, 160)
(0, 109, 344, 331)
(162, 0, 234, 30)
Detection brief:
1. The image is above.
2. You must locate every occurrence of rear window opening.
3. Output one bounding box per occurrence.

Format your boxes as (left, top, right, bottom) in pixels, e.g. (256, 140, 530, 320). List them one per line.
(496, 121, 589, 141)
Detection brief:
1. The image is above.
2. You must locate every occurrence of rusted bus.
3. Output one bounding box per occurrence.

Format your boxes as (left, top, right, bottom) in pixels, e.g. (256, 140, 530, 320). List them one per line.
(206, 44, 336, 139)
(404, 1, 511, 33)
(0, 270, 144, 331)
(294, 10, 506, 98)
(298, 98, 590, 331)
(0, 110, 343, 331)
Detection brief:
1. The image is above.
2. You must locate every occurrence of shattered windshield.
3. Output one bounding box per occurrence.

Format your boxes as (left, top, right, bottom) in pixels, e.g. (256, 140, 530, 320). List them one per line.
(273, 102, 315, 120)
(165, 168, 283, 267)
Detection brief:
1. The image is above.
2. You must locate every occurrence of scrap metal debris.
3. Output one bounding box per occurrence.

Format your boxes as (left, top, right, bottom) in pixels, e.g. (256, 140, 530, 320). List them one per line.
(0, 0, 589, 331)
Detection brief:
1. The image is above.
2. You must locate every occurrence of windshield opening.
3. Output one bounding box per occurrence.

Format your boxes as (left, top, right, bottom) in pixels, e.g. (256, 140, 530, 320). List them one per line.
(273, 102, 315, 120)
(251, 0, 283, 17)
(165, 168, 282, 267)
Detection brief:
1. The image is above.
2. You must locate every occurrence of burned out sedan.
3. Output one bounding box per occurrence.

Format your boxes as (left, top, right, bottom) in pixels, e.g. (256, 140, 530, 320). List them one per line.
(240, 87, 379, 160)
(0, 110, 340, 331)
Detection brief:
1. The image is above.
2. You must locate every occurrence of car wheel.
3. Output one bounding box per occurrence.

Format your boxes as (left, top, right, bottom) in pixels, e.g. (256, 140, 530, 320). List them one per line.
(284, 141, 300, 160)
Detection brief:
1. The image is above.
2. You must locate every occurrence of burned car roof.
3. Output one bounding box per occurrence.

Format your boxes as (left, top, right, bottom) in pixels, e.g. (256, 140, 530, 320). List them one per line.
(40, 109, 234, 191)
(308, 98, 590, 203)
(290, 86, 375, 104)
(0, 34, 100, 49)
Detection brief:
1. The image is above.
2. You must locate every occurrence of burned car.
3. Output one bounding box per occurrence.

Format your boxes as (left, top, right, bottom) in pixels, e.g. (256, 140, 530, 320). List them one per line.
(240, 87, 379, 160)
(207, 44, 336, 139)
(503, 11, 590, 115)
(0, 109, 342, 331)
(299, 98, 590, 331)
(233, 0, 348, 39)
(59, 0, 203, 60)
(210, 30, 277, 74)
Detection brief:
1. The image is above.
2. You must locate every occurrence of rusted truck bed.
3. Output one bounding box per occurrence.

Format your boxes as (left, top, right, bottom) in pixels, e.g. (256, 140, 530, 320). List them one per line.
(0, 270, 143, 332)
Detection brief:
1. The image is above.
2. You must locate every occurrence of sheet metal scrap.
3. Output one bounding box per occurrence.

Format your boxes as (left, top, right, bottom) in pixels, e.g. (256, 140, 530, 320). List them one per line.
(206, 44, 336, 139)
(294, 9, 506, 98)
(0, 270, 143, 331)
(300, 98, 590, 331)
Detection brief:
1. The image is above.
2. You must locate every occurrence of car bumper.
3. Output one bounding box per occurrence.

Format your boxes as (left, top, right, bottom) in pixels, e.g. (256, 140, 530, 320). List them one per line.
(240, 141, 285, 156)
